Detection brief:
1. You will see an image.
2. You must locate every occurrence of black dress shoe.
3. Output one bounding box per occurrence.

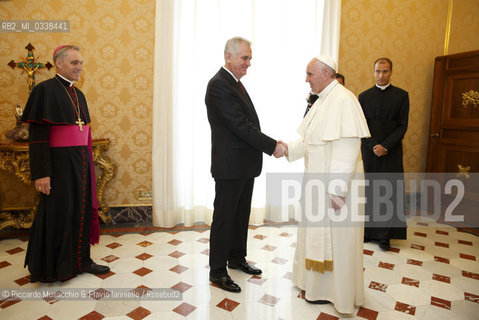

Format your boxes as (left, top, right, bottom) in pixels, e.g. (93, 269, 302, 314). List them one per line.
(209, 275, 241, 293)
(305, 299, 330, 305)
(229, 262, 262, 275)
(83, 262, 110, 275)
(379, 239, 391, 251)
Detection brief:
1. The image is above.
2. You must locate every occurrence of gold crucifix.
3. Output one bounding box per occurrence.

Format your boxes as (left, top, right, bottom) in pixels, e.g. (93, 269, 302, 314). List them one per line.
(76, 117, 85, 131)
(8, 43, 53, 93)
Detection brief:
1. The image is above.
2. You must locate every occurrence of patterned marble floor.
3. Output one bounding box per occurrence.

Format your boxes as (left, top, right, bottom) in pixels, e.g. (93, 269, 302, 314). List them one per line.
(0, 217, 478, 320)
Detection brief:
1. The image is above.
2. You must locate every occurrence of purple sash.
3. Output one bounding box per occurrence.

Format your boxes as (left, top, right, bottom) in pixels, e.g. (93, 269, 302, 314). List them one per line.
(49, 125, 100, 245)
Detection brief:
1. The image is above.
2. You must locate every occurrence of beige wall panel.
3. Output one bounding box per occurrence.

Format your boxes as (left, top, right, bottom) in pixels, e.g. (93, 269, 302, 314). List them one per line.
(448, 0, 479, 54)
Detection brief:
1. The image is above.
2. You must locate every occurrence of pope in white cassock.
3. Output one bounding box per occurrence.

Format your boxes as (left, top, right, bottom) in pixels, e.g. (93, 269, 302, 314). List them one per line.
(282, 55, 370, 314)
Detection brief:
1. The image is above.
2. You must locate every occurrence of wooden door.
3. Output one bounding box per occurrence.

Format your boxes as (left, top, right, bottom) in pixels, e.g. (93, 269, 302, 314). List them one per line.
(426, 50, 479, 231)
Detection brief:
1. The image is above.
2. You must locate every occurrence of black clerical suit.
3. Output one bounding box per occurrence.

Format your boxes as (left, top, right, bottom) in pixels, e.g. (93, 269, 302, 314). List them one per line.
(359, 84, 409, 240)
(205, 68, 276, 277)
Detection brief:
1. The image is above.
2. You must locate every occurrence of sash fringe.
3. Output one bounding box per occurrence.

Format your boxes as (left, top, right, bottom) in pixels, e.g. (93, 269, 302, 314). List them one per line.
(305, 258, 333, 273)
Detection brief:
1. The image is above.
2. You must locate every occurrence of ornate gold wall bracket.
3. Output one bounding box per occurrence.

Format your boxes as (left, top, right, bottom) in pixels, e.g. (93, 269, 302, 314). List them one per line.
(0, 145, 37, 229)
(91, 139, 118, 224)
(0, 148, 31, 184)
(462, 90, 479, 109)
(456, 164, 471, 179)
(0, 207, 36, 230)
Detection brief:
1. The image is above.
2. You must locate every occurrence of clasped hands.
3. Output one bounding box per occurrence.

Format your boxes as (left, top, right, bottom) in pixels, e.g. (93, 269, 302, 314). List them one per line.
(373, 144, 387, 157)
(273, 140, 288, 158)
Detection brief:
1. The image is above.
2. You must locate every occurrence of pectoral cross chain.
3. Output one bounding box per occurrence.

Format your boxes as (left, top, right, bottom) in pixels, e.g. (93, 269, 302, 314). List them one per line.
(56, 77, 85, 132)
(76, 117, 85, 131)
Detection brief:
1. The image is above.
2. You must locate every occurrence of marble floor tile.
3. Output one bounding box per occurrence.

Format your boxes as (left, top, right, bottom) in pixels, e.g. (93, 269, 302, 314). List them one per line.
(0, 219, 477, 320)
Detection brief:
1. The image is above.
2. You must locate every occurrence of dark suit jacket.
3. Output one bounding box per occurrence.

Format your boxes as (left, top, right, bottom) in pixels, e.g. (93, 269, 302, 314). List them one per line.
(205, 68, 276, 179)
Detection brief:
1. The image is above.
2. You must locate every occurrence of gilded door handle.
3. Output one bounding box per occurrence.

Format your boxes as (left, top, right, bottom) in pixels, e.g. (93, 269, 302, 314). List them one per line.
(430, 133, 439, 138)
(457, 164, 471, 179)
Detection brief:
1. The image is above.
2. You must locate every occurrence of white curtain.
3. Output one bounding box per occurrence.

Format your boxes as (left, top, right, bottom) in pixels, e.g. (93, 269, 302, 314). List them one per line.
(152, 0, 341, 227)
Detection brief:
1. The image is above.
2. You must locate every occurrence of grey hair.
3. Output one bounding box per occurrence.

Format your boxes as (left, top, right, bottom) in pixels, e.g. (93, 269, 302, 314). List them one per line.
(224, 37, 251, 58)
(53, 45, 80, 63)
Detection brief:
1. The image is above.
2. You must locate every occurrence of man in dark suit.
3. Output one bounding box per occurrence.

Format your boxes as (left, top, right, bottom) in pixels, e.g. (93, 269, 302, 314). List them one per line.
(359, 57, 409, 251)
(205, 37, 285, 292)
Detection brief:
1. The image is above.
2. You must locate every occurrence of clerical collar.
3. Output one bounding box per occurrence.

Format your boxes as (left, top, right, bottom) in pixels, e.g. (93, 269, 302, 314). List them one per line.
(317, 79, 339, 100)
(56, 73, 75, 87)
(375, 83, 391, 90)
(222, 66, 239, 82)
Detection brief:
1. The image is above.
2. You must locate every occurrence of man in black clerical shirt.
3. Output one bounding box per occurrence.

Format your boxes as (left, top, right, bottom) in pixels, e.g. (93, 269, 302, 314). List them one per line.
(359, 57, 409, 251)
(21, 45, 110, 282)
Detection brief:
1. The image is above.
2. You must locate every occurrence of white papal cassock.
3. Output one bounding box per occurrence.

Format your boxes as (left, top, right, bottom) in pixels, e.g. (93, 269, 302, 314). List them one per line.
(287, 79, 370, 314)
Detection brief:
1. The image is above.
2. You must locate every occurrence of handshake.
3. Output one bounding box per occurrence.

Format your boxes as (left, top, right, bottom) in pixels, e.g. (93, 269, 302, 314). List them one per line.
(273, 140, 288, 158)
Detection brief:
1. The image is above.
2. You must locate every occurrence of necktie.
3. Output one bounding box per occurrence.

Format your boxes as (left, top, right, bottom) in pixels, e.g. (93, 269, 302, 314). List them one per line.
(304, 94, 319, 117)
(238, 80, 247, 96)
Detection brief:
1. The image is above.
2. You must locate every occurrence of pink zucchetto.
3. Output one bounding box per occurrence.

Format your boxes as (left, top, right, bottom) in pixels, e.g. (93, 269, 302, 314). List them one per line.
(52, 45, 69, 60)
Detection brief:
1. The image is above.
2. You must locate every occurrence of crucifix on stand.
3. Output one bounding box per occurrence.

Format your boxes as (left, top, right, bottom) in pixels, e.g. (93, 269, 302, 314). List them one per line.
(8, 43, 53, 93)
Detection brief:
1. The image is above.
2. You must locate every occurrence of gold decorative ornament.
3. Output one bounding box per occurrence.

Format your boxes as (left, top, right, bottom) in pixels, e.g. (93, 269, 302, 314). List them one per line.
(0, 210, 36, 231)
(456, 164, 471, 179)
(91, 139, 118, 224)
(0, 148, 31, 184)
(462, 90, 479, 109)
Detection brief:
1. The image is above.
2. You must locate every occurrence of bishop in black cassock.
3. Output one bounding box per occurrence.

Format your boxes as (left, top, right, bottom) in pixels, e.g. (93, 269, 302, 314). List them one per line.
(359, 58, 409, 250)
(21, 45, 109, 282)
